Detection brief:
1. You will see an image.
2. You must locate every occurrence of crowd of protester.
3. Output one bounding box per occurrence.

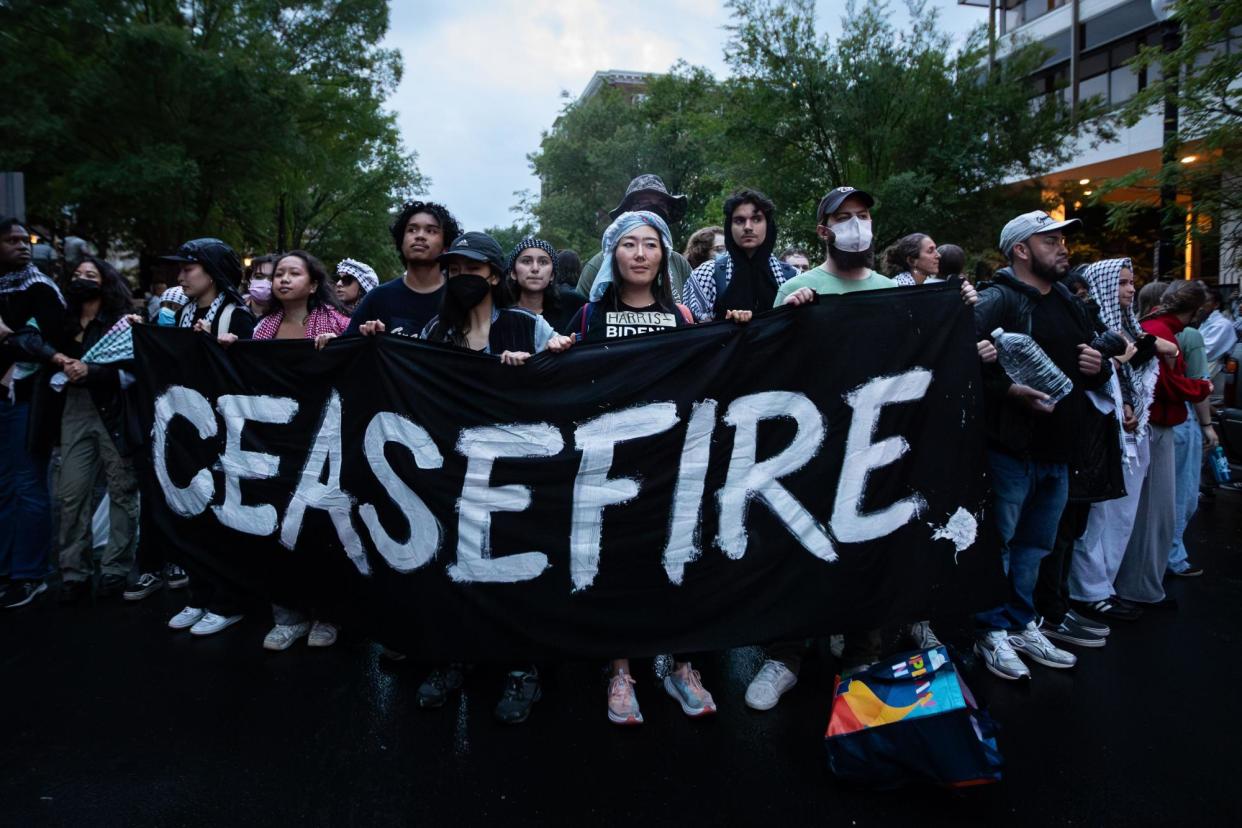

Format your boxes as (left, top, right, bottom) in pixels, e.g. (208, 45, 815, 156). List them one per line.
(2, 172, 1239, 726)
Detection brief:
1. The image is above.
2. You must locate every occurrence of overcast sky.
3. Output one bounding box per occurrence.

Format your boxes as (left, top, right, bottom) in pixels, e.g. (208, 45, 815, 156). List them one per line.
(382, 0, 986, 232)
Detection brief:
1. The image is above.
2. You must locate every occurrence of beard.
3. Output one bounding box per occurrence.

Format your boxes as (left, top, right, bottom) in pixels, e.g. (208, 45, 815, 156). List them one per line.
(1030, 255, 1064, 284)
(828, 244, 875, 272)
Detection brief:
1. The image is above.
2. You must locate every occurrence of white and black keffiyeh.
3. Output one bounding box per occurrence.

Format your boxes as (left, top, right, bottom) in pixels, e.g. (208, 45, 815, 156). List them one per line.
(0, 263, 66, 307)
(49, 317, 134, 392)
(1084, 257, 1160, 450)
(683, 253, 795, 322)
(179, 292, 227, 329)
(336, 258, 379, 294)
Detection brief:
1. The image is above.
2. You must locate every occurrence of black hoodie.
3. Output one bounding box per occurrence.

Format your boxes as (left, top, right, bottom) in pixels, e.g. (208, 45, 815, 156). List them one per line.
(714, 194, 794, 318)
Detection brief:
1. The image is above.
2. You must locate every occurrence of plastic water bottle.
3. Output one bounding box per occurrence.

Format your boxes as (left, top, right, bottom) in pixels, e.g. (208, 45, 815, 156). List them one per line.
(1209, 445, 1232, 484)
(990, 328, 1074, 405)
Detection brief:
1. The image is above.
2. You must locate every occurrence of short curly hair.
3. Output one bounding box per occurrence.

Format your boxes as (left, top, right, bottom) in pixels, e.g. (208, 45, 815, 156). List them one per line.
(684, 225, 724, 269)
(389, 201, 461, 263)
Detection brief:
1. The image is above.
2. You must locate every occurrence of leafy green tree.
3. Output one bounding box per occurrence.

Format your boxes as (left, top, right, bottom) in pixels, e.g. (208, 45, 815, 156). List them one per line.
(528, 0, 1107, 265)
(718, 0, 1109, 257)
(1097, 0, 1242, 279)
(529, 64, 731, 255)
(0, 0, 422, 276)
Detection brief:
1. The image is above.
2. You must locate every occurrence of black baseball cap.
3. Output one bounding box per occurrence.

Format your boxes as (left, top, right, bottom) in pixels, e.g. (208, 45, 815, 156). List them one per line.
(817, 187, 876, 223)
(437, 231, 505, 274)
(158, 237, 244, 302)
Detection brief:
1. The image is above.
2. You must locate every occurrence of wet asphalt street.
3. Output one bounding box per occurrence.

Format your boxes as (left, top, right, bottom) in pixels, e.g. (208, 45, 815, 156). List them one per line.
(3, 487, 1240, 827)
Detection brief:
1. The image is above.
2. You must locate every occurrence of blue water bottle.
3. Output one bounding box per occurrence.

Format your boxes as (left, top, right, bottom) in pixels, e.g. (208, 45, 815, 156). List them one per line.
(1210, 446, 1232, 484)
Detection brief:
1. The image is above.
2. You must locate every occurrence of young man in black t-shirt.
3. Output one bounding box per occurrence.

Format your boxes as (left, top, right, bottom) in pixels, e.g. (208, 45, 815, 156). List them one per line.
(345, 201, 460, 338)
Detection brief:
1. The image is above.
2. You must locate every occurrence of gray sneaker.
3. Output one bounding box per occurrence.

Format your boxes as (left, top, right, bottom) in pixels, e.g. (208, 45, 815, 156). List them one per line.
(908, 620, 943, 650)
(1009, 621, 1077, 669)
(493, 670, 541, 724)
(417, 663, 464, 709)
(974, 630, 1030, 680)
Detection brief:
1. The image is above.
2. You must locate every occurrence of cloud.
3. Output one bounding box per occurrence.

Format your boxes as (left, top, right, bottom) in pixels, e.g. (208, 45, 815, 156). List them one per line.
(381, 1, 985, 236)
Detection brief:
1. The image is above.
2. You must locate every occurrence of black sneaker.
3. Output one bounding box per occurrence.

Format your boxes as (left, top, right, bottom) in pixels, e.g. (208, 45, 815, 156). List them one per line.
(96, 574, 127, 599)
(58, 579, 91, 606)
(164, 564, 189, 589)
(1070, 597, 1142, 622)
(417, 663, 465, 709)
(493, 670, 541, 724)
(1171, 566, 1204, 578)
(124, 572, 165, 601)
(2, 579, 48, 609)
(1065, 608, 1110, 636)
(1040, 616, 1106, 648)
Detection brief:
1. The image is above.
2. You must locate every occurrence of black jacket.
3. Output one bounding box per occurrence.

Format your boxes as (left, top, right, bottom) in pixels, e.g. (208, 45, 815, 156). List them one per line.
(29, 308, 136, 456)
(974, 268, 1112, 461)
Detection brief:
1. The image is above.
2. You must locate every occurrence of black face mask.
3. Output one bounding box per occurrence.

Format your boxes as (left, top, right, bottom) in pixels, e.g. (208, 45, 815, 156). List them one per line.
(67, 278, 102, 302)
(446, 273, 491, 308)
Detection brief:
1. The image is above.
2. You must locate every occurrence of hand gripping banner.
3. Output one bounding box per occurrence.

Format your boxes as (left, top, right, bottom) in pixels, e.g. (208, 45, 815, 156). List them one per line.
(131, 282, 1004, 660)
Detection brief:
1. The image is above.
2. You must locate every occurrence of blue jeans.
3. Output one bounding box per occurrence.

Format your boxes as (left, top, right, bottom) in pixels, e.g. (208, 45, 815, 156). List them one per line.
(0, 399, 53, 581)
(1167, 410, 1201, 573)
(975, 451, 1069, 632)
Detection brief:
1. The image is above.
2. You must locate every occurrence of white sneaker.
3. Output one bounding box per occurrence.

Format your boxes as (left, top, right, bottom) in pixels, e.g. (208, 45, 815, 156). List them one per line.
(168, 606, 206, 630)
(1009, 620, 1077, 669)
(974, 630, 1030, 680)
(744, 659, 798, 710)
(908, 620, 943, 650)
(263, 622, 311, 651)
(190, 612, 244, 636)
(307, 620, 338, 648)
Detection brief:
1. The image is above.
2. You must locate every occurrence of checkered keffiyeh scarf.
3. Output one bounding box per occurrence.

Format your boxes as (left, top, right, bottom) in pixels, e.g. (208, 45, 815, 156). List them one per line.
(336, 258, 379, 294)
(1084, 257, 1159, 450)
(253, 305, 351, 341)
(0, 263, 65, 306)
(49, 317, 134, 393)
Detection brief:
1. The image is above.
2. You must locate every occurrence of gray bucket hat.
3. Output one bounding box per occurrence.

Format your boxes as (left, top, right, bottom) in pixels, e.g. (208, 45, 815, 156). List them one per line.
(608, 174, 688, 222)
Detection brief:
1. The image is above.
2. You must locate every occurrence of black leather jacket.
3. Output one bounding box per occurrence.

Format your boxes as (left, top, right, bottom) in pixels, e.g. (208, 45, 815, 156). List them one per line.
(974, 268, 1112, 459)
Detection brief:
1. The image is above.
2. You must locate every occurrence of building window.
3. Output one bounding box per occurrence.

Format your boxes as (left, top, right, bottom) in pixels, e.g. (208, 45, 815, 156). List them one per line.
(1078, 72, 1109, 104)
(1109, 66, 1139, 103)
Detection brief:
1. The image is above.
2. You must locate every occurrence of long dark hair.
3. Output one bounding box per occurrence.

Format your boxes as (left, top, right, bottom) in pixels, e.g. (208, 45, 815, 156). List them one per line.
(602, 233, 674, 313)
(270, 250, 346, 315)
(69, 254, 132, 318)
(556, 249, 582, 288)
(425, 265, 506, 347)
(882, 233, 930, 277)
(1144, 279, 1208, 322)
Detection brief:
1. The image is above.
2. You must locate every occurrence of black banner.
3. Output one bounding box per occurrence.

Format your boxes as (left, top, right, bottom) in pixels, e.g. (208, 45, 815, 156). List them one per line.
(132, 283, 1003, 660)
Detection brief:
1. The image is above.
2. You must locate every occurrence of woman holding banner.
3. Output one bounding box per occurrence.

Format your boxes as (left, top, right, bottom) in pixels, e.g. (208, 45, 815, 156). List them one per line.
(415, 230, 573, 724)
(51, 255, 140, 604)
(250, 250, 350, 650)
(566, 210, 716, 725)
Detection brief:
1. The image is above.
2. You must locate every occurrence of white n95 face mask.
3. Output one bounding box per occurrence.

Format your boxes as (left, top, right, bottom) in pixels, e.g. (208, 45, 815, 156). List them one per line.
(830, 217, 873, 253)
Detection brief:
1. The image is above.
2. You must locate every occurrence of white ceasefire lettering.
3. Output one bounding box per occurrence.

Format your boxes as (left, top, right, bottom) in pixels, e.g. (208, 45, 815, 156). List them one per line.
(716, 391, 836, 562)
(570, 402, 680, 591)
(449, 423, 563, 583)
(358, 412, 445, 574)
(831, 370, 932, 543)
(212, 394, 298, 536)
(662, 400, 717, 585)
(152, 386, 217, 516)
(280, 391, 369, 575)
